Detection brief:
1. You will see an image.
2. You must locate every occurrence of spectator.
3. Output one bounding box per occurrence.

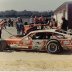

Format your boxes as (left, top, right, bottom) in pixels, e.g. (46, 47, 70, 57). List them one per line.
(0, 20, 5, 38)
(29, 16, 34, 24)
(8, 18, 12, 27)
(44, 17, 48, 24)
(39, 15, 44, 24)
(51, 18, 58, 29)
(48, 22, 53, 29)
(16, 17, 24, 36)
(38, 16, 44, 29)
(44, 21, 53, 30)
(11, 19, 14, 27)
(3, 19, 7, 29)
(61, 17, 68, 31)
(34, 16, 39, 24)
(20, 18, 25, 35)
(29, 16, 34, 27)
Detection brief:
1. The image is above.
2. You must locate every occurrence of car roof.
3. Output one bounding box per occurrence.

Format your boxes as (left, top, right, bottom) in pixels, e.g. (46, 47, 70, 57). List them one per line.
(26, 29, 70, 36)
(28, 29, 57, 34)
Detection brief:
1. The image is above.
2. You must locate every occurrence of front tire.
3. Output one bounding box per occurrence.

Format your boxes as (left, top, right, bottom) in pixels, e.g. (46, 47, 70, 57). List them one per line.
(0, 40, 7, 51)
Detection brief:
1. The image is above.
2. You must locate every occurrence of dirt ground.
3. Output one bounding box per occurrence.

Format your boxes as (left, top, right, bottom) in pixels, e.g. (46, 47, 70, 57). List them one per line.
(1, 27, 72, 71)
(0, 51, 72, 71)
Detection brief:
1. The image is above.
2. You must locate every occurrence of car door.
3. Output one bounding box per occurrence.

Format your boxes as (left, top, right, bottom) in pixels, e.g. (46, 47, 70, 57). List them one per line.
(19, 35, 32, 49)
(31, 32, 46, 50)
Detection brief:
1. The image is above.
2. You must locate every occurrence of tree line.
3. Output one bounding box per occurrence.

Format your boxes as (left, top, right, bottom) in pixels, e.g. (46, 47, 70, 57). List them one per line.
(0, 10, 54, 18)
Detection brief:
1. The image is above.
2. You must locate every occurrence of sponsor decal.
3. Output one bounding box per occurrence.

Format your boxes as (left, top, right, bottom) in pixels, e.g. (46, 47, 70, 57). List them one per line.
(63, 40, 71, 45)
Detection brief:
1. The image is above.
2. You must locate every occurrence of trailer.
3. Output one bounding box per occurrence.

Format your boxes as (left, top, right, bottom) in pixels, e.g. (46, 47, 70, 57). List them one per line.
(54, 1, 72, 29)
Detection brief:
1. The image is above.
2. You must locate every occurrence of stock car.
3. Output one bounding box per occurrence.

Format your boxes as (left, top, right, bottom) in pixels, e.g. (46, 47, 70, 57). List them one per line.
(0, 29, 72, 54)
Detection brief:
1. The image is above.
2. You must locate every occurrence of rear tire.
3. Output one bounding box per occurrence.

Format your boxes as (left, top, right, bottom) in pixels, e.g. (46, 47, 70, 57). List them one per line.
(47, 40, 62, 54)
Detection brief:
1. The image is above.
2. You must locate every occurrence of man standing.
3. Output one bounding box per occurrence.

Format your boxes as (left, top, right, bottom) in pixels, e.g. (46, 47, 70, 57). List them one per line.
(39, 15, 44, 24)
(16, 17, 24, 36)
(61, 17, 68, 31)
(39, 15, 44, 29)
(29, 16, 34, 27)
(3, 19, 7, 29)
(0, 20, 5, 38)
(34, 16, 39, 24)
(8, 18, 12, 27)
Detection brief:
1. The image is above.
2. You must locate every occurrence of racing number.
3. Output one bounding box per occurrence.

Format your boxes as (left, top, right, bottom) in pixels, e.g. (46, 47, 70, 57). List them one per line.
(32, 40, 44, 50)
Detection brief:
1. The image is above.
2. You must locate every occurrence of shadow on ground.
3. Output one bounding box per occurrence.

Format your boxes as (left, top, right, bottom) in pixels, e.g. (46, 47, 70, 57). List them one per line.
(2, 48, 72, 55)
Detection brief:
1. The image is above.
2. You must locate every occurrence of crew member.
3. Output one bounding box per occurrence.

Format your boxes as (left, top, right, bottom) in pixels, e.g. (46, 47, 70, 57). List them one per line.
(0, 20, 5, 38)
(34, 16, 39, 24)
(16, 17, 24, 36)
(61, 17, 68, 31)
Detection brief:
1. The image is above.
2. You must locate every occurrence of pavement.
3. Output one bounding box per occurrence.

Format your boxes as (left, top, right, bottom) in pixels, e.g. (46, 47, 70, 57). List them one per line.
(2, 27, 17, 39)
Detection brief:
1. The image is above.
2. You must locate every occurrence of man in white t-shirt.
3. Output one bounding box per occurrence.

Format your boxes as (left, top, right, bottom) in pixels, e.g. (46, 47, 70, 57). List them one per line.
(29, 16, 33, 24)
(29, 16, 34, 27)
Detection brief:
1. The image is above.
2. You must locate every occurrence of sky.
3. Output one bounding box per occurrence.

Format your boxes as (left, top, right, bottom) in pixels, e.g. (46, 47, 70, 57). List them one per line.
(0, 0, 72, 11)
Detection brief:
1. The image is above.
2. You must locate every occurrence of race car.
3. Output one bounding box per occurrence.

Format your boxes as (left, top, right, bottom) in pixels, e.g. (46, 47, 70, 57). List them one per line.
(0, 29, 72, 54)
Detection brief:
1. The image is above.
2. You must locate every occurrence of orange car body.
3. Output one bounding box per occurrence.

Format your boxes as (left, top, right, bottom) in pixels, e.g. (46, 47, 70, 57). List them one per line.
(4, 29, 72, 51)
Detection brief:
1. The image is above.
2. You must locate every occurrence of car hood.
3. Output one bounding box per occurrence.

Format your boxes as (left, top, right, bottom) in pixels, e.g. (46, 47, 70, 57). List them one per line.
(5, 37, 23, 42)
